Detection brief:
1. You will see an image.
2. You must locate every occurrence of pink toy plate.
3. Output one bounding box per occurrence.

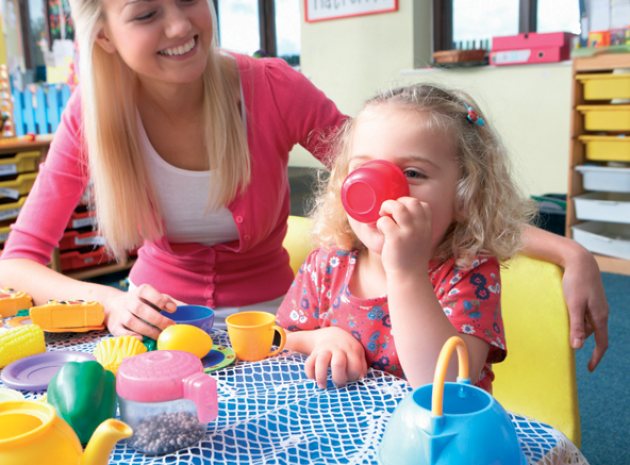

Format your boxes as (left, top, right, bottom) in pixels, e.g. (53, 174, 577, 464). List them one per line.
(0, 351, 96, 391)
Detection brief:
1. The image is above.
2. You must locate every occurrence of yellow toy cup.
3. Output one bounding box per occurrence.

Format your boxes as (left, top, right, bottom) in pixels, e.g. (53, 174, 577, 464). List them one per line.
(226, 311, 286, 362)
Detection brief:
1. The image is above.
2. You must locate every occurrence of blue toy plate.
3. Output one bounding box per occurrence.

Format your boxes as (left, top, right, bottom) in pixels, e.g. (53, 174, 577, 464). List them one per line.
(202, 345, 236, 373)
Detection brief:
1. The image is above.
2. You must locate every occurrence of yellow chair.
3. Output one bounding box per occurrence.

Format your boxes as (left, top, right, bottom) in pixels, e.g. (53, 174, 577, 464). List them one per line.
(283, 216, 581, 445)
(495, 255, 580, 446)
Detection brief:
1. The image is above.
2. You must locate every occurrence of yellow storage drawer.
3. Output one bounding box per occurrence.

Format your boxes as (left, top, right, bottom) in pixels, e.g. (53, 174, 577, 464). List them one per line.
(577, 73, 630, 100)
(0, 225, 9, 244)
(0, 151, 40, 177)
(579, 135, 630, 162)
(577, 105, 630, 131)
(0, 197, 26, 222)
(0, 172, 37, 200)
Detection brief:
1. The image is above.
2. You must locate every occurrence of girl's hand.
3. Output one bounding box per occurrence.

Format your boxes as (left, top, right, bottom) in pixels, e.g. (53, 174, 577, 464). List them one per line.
(377, 197, 432, 273)
(103, 284, 178, 339)
(304, 327, 368, 389)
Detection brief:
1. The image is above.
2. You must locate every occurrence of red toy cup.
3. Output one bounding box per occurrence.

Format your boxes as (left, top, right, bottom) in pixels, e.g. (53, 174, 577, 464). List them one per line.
(341, 160, 410, 223)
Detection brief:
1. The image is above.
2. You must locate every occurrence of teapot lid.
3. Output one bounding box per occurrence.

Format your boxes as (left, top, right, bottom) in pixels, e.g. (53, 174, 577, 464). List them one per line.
(116, 350, 202, 402)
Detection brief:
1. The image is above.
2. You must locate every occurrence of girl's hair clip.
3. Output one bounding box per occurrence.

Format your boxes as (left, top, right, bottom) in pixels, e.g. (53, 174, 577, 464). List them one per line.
(464, 104, 485, 127)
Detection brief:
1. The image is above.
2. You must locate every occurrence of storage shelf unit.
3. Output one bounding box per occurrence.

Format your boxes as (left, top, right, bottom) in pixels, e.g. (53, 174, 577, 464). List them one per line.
(567, 52, 630, 276)
(0, 137, 134, 279)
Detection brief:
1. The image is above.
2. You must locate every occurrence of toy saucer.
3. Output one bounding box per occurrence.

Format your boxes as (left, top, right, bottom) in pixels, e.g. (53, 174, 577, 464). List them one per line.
(202, 345, 236, 373)
(0, 351, 96, 391)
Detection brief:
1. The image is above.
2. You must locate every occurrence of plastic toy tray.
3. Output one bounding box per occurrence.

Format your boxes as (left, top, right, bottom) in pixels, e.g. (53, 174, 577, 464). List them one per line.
(577, 73, 630, 101)
(0, 151, 40, 178)
(0, 172, 37, 200)
(579, 135, 630, 162)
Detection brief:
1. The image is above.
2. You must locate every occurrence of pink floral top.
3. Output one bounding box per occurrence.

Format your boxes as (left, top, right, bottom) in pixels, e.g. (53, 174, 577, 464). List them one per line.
(276, 248, 507, 392)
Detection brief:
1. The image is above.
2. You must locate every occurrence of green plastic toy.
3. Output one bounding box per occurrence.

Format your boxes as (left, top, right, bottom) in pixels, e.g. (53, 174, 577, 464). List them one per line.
(47, 360, 117, 445)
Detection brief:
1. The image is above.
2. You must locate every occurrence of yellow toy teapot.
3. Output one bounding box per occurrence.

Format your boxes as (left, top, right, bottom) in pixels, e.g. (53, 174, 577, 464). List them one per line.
(0, 400, 132, 465)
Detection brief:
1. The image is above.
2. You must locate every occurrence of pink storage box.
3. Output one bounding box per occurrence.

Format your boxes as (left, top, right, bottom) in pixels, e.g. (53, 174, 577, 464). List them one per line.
(490, 32, 575, 66)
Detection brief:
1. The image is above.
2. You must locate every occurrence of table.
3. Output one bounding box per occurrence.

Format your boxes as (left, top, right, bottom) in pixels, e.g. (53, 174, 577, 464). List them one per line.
(3, 330, 589, 465)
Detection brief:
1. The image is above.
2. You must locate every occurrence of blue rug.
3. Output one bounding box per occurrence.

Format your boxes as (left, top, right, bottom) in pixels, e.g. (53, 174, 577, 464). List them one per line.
(576, 273, 629, 465)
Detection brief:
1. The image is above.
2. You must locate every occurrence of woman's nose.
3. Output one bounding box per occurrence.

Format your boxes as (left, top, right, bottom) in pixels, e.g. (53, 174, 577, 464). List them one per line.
(164, 6, 192, 37)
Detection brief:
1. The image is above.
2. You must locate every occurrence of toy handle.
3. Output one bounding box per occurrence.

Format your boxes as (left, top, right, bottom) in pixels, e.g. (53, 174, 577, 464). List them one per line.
(267, 325, 286, 357)
(431, 336, 470, 417)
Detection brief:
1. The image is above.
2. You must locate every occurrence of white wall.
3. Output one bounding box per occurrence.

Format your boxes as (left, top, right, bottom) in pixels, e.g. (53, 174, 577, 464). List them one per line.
(292, 0, 572, 196)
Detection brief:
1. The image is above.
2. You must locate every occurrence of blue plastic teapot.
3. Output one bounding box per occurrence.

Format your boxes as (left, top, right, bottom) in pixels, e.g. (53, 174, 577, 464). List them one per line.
(379, 336, 526, 465)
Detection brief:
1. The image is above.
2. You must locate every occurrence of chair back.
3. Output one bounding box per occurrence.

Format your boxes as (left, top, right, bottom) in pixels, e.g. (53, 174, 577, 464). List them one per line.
(495, 254, 581, 446)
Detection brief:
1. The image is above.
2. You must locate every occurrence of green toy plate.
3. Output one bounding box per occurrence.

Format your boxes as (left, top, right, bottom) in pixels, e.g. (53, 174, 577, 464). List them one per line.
(202, 345, 236, 373)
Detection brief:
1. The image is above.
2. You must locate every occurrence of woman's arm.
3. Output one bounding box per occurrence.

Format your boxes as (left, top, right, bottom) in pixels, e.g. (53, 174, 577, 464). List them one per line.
(0, 258, 176, 339)
(521, 224, 609, 371)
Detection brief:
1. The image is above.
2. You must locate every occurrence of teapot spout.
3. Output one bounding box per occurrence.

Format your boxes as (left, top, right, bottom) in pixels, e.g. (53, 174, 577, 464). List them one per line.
(81, 419, 132, 465)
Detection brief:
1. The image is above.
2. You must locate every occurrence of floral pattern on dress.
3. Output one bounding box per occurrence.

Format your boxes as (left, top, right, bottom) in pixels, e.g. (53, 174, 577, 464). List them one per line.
(276, 248, 506, 391)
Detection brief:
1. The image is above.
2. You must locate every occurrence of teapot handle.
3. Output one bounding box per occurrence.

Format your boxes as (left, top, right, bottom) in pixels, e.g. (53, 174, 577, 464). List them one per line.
(431, 336, 470, 417)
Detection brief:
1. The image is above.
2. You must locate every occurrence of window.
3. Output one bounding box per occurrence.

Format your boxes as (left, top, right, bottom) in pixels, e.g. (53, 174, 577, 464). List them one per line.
(434, 0, 581, 51)
(214, 0, 300, 65)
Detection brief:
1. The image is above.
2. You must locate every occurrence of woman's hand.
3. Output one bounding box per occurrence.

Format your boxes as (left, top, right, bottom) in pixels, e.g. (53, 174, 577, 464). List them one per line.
(562, 246, 609, 371)
(103, 284, 179, 339)
(304, 327, 368, 389)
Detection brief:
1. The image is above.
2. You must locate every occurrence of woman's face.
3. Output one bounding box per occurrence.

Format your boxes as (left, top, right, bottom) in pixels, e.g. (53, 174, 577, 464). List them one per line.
(97, 0, 213, 86)
(346, 104, 460, 256)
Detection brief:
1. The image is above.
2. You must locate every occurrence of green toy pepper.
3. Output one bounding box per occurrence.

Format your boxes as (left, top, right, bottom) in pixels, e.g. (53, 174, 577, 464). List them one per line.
(47, 360, 117, 445)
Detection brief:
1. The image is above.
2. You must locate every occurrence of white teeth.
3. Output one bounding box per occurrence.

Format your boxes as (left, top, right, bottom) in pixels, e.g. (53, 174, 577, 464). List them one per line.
(159, 38, 195, 56)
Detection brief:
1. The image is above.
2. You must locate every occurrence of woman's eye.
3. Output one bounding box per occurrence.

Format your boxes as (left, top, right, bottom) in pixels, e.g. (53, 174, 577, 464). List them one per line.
(134, 10, 156, 21)
(403, 168, 425, 179)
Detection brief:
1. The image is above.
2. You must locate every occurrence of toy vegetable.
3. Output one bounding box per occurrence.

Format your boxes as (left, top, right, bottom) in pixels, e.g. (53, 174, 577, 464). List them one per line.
(47, 360, 117, 445)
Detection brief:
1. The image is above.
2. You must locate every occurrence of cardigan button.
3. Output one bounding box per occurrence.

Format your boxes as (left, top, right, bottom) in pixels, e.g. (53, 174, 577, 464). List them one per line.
(235, 216, 244, 223)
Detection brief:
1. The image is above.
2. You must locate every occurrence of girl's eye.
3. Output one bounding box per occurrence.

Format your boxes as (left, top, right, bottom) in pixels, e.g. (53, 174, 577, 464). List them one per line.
(403, 168, 426, 179)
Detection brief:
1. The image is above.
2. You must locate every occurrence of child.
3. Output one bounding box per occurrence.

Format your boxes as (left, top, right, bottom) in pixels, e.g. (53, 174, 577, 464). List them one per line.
(276, 83, 536, 391)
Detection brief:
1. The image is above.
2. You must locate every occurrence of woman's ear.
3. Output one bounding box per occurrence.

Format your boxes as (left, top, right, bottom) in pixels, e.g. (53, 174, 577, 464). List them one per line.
(95, 27, 117, 54)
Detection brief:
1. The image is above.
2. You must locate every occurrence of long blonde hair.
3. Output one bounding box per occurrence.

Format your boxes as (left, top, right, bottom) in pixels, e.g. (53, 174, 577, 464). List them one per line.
(68, 0, 250, 260)
(312, 83, 536, 269)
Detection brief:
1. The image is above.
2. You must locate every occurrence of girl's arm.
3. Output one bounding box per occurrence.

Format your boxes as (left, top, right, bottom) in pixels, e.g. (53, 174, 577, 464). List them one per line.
(521, 225, 609, 371)
(378, 198, 492, 388)
(386, 269, 490, 387)
(0, 258, 176, 339)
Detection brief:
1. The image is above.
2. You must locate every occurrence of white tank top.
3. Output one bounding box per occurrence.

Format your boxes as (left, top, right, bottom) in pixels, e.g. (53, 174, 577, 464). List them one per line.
(139, 123, 239, 246)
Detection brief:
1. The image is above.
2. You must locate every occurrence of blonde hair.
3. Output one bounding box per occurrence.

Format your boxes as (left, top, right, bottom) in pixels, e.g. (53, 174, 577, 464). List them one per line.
(69, 0, 250, 260)
(312, 83, 536, 269)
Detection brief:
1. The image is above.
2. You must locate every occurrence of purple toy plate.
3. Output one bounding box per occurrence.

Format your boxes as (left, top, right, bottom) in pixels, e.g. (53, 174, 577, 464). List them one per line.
(0, 351, 96, 391)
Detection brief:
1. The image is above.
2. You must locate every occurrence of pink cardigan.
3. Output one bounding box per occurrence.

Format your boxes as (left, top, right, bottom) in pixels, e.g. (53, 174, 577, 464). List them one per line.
(2, 53, 345, 307)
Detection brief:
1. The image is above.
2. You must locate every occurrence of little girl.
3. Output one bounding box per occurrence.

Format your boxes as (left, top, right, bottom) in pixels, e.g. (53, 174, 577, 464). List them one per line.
(275, 83, 535, 391)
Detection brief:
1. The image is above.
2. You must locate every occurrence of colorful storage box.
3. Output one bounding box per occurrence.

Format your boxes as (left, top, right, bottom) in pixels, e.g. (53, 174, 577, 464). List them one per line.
(577, 105, 630, 131)
(59, 230, 106, 251)
(575, 165, 630, 192)
(59, 247, 113, 272)
(0, 172, 37, 200)
(574, 192, 630, 223)
(490, 32, 575, 66)
(572, 221, 630, 259)
(576, 73, 630, 101)
(66, 210, 97, 229)
(579, 135, 630, 162)
(0, 151, 40, 177)
(0, 197, 26, 222)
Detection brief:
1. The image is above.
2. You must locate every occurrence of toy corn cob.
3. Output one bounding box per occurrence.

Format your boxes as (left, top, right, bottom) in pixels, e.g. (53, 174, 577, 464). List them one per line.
(0, 288, 33, 318)
(0, 324, 45, 368)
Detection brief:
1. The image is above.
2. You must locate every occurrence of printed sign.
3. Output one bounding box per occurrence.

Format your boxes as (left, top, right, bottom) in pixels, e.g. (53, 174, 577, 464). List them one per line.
(305, 0, 398, 23)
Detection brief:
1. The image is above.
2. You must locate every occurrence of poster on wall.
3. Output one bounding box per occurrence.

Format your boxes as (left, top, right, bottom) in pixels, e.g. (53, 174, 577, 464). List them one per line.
(304, 0, 398, 23)
(48, 0, 74, 41)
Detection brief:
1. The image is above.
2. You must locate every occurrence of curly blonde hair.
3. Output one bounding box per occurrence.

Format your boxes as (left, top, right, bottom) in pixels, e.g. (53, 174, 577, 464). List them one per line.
(311, 83, 536, 269)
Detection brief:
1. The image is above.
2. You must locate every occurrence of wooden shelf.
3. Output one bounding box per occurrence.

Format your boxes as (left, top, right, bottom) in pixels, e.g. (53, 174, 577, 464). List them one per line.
(567, 52, 630, 276)
(66, 259, 136, 280)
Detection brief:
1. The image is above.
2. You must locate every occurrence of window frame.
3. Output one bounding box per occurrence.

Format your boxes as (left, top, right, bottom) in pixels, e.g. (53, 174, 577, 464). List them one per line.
(433, 0, 539, 51)
(213, 0, 279, 57)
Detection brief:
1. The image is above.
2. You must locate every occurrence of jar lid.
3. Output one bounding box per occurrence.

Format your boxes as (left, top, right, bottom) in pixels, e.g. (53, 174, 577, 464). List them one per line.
(341, 160, 409, 223)
(116, 350, 202, 402)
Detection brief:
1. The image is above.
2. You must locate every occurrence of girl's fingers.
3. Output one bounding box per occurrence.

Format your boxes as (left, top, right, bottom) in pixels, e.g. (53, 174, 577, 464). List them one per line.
(330, 351, 348, 387)
(314, 350, 332, 389)
(136, 284, 175, 313)
(121, 314, 162, 340)
(133, 300, 174, 331)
